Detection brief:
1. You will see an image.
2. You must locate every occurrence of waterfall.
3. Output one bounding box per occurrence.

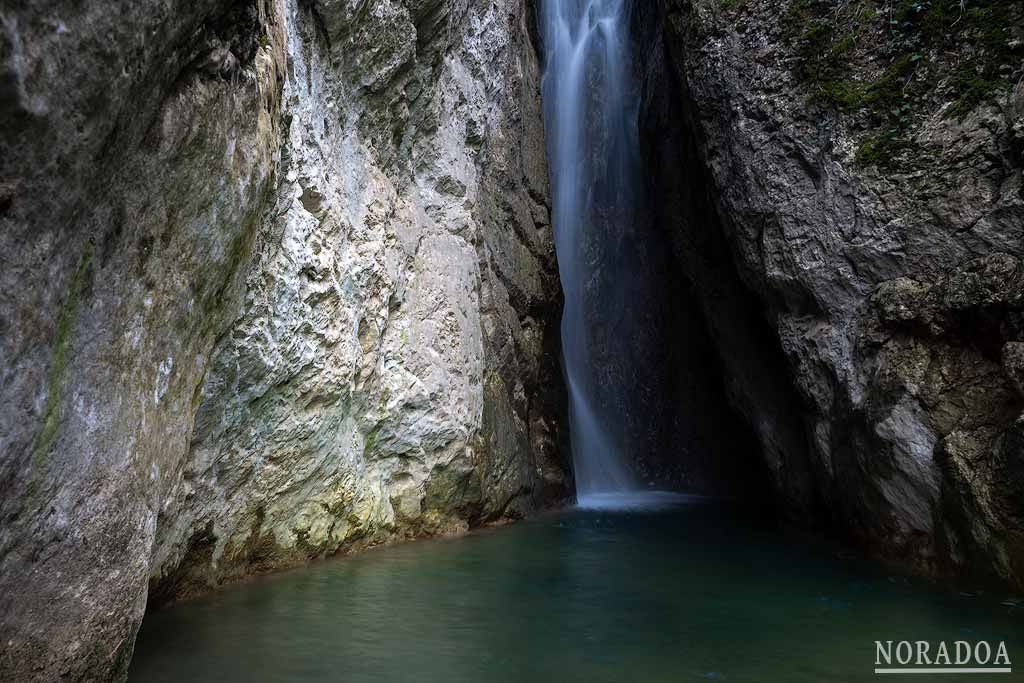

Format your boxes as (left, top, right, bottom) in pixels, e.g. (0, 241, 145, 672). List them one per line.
(539, 0, 641, 503)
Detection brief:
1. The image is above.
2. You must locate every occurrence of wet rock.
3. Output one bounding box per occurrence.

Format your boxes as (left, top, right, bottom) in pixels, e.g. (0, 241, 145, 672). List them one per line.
(647, 0, 1024, 588)
(0, 0, 565, 680)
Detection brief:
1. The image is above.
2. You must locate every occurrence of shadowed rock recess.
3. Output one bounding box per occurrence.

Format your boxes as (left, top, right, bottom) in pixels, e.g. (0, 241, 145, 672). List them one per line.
(1, 0, 1022, 679)
(637, 0, 1024, 588)
(0, 0, 566, 679)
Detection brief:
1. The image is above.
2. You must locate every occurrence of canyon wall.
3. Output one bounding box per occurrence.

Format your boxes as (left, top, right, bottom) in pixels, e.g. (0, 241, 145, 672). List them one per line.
(0, 0, 565, 680)
(643, 0, 1024, 588)
(3, 0, 1022, 678)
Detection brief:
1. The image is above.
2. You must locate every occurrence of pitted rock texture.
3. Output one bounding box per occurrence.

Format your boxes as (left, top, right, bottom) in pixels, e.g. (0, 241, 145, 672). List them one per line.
(0, 0, 565, 680)
(148, 0, 567, 604)
(647, 0, 1024, 587)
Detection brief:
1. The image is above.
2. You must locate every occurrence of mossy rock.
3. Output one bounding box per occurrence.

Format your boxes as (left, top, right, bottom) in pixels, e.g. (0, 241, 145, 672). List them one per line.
(784, 0, 1023, 169)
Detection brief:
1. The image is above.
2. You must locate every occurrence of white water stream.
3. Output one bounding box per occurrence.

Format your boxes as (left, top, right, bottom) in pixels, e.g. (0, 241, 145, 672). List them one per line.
(539, 0, 643, 505)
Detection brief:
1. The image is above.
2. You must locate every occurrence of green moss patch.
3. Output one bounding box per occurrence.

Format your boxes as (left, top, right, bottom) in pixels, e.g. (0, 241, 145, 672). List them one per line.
(31, 244, 93, 471)
(783, 0, 1023, 170)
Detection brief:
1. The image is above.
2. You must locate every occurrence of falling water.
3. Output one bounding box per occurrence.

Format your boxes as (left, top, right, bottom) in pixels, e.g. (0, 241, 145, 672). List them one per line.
(539, 0, 641, 503)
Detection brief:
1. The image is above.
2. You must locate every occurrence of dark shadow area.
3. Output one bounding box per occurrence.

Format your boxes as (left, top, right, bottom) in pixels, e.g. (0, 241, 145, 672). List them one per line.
(526, 0, 792, 508)
(618, 1, 822, 517)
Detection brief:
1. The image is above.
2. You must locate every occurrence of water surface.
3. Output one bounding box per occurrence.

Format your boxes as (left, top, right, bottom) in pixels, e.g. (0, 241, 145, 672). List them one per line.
(131, 501, 1022, 682)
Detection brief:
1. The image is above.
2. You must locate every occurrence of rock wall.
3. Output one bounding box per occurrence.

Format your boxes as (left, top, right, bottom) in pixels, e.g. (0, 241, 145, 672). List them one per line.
(148, 0, 567, 605)
(0, 0, 565, 679)
(645, 0, 1024, 587)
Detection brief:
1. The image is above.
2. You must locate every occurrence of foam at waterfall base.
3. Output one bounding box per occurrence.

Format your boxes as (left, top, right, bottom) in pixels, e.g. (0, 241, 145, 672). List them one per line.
(575, 490, 706, 510)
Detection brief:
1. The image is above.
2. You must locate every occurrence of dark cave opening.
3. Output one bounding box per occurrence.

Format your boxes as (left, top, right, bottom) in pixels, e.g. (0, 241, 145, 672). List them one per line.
(611, 0, 818, 513)
(528, 0, 801, 508)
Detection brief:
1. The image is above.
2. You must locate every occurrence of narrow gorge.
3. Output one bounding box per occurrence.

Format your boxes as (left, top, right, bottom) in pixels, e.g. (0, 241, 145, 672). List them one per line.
(1, 0, 1022, 680)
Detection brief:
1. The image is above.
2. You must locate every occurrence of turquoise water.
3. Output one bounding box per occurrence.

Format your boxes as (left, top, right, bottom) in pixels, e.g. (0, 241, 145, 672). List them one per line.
(130, 500, 1022, 682)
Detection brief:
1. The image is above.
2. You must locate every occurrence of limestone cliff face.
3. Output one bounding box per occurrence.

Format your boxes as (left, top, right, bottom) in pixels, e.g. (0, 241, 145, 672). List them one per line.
(148, 0, 567, 604)
(644, 0, 1024, 587)
(0, 0, 564, 679)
